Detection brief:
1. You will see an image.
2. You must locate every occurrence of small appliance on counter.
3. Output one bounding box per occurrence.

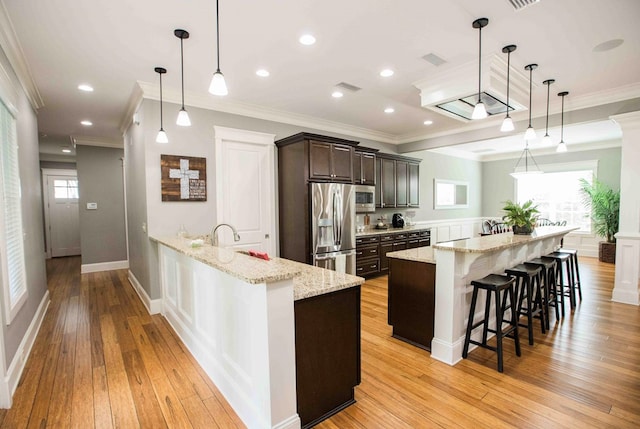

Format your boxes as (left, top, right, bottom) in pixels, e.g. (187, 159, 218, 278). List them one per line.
(392, 213, 405, 228)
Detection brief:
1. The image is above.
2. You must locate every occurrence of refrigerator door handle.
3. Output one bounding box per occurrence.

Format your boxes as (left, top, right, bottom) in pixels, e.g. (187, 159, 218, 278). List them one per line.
(314, 249, 357, 260)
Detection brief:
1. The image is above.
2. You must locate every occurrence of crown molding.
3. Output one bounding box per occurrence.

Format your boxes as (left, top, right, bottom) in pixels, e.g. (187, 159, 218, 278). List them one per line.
(0, 2, 43, 110)
(72, 135, 123, 149)
(477, 138, 621, 162)
(119, 82, 144, 134)
(136, 80, 398, 144)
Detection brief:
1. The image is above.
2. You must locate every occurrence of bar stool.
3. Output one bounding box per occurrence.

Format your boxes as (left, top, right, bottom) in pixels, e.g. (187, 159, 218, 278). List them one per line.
(462, 274, 521, 373)
(525, 257, 559, 327)
(558, 248, 582, 303)
(545, 251, 575, 311)
(505, 264, 545, 345)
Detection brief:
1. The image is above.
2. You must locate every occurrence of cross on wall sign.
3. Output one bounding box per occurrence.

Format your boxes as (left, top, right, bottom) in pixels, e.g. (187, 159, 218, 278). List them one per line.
(161, 154, 207, 201)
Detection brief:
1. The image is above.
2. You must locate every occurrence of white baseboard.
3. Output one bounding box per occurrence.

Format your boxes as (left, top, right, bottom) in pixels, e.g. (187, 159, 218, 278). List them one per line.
(81, 260, 129, 274)
(127, 270, 162, 314)
(0, 290, 50, 408)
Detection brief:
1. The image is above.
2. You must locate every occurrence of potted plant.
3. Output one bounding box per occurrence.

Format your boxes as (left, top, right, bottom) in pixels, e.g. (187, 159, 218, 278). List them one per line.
(579, 178, 620, 263)
(502, 200, 540, 235)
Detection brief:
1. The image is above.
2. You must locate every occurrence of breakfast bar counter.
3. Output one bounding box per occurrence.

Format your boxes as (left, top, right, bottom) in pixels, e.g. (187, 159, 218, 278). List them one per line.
(151, 236, 364, 429)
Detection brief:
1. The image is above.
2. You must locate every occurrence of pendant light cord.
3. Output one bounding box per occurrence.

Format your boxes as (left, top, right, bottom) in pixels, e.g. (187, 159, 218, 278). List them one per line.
(180, 38, 185, 108)
(545, 81, 550, 135)
(477, 24, 482, 103)
(528, 67, 533, 127)
(561, 94, 565, 142)
(506, 50, 511, 116)
(216, 0, 221, 72)
(159, 72, 163, 128)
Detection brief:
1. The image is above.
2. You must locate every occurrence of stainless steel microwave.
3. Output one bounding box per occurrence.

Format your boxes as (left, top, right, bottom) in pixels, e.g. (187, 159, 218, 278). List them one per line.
(354, 185, 375, 213)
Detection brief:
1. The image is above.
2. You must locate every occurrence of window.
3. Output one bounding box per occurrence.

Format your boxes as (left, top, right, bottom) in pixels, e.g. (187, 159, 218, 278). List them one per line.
(54, 179, 79, 200)
(515, 162, 596, 233)
(0, 100, 28, 323)
(434, 179, 469, 209)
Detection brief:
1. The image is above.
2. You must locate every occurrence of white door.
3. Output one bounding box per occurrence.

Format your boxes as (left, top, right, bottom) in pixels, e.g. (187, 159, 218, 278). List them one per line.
(43, 172, 81, 257)
(214, 126, 276, 255)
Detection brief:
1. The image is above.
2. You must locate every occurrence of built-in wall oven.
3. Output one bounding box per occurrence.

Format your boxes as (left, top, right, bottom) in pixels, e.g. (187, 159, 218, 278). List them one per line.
(354, 185, 375, 213)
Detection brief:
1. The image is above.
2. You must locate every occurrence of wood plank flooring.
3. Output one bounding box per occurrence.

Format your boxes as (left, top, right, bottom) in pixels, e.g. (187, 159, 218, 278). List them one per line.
(0, 256, 638, 428)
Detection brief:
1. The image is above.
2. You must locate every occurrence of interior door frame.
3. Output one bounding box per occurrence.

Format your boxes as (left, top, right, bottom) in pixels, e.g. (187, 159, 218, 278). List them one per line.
(41, 168, 78, 259)
(213, 126, 277, 256)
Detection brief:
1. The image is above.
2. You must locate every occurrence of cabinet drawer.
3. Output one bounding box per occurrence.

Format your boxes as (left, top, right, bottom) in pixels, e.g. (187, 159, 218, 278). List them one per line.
(356, 236, 379, 245)
(356, 245, 378, 259)
(408, 232, 420, 239)
(380, 234, 395, 242)
(407, 239, 420, 249)
(356, 258, 380, 276)
(419, 229, 431, 238)
(394, 233, 408, 241)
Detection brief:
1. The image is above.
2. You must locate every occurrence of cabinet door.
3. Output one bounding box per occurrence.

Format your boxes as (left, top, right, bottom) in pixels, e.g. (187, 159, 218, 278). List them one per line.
(379, 242, 394, 272)
(361, 154, 376, 185)
(375, 158, 382, 207)
(331, 144, 354, 182)
(353, 152, 362, 184)
(408, 162, 420, 207)
(395, 160, 408, 207)
(381, 158, 396, 208)
(309, 141, 332, 180)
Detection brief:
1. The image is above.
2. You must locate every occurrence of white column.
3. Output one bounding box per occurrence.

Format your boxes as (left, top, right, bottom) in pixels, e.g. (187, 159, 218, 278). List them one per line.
(611, 111, 640, 305)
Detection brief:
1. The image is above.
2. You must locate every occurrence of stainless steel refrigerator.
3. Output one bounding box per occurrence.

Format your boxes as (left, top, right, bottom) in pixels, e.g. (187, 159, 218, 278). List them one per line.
(310, 182, 356, 275)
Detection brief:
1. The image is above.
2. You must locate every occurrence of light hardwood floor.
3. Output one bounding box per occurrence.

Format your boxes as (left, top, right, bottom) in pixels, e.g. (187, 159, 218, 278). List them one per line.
(0, 256, 638, 428)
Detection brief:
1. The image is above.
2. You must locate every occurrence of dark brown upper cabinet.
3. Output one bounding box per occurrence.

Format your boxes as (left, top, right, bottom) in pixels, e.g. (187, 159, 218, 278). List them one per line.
(375, 153, 421, 209)
(309, 140, 354, 183)
(408, 162, 420, 207)
(353, 148, 377, 185)
(395, 160, 408, 207)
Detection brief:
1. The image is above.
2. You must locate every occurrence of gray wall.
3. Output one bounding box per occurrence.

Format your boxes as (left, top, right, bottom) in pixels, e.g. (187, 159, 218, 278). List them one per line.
(0, 47, 48, 365)
(76, 145, 127, 264)
(40, 160, 76, 169)
(482, 145, 622, 216)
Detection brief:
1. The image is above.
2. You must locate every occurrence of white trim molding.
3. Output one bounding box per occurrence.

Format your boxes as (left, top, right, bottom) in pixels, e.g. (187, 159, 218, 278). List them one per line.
(81, 260, 129, 274)
(0, 290, 50, 408)
(127, 270, 162, 315)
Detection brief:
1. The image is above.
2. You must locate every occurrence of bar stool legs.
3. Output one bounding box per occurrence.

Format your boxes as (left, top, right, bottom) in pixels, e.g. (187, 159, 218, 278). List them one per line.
(506, 264, 545, 345)
(559, 249, 583, 303)
(463, 274, 521, 373)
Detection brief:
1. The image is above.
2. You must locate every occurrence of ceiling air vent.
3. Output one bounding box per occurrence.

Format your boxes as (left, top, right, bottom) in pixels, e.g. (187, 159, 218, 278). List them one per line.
(335, 82, 362, 92)
(508, 0, 540, 11)
(422, 53, 447, 67)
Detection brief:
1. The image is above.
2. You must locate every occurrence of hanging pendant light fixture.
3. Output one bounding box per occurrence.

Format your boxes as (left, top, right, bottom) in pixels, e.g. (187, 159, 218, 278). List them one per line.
(523, 63, 538, 140)
(209, 0, 228, 96)
(174, 29, 191, 126)
(510, 141, 543, 178)
(471, 18, 489, 120)
(557, 91, 569, 153)
(500, 44, 517, 132)
(154, 67, 168, 144)
(541, 79, 555, 145)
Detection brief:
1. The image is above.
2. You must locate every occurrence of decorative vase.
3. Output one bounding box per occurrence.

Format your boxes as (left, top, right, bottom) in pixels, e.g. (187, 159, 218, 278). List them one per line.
(512, 225, 533, 235)
(599, 242, 616, 263)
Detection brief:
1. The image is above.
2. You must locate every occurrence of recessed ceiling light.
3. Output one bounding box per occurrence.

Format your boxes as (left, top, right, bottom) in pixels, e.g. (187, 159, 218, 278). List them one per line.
(81, 120, 93, 126)
(256, 69, 270, 77)
(299, 34, 316, 45)
(384, 107, 395, 114)
(331, 91, 344, 98)
(62, 148, 71, 153)
(423, 120, 433, 126)
(380, 69, 394, 77)
(78, 84, 94, 92)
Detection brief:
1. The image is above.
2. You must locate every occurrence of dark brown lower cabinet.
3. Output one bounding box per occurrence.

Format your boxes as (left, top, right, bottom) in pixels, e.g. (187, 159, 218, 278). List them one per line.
(388, 258, 436, 351)
(294, 286, 361, 428)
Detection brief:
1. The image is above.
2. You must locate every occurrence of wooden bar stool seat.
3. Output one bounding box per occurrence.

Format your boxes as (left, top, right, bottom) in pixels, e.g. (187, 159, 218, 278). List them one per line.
(505, 264, 545, 345)
(462, 274, 521, 373)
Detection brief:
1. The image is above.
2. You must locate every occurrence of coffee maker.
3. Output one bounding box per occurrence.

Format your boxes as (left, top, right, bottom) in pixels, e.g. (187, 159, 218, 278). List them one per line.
(392, 213, 405, 228)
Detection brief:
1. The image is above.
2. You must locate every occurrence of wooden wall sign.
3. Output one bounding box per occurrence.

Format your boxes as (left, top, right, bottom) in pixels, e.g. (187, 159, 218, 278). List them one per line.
(161, 154, 207, 201)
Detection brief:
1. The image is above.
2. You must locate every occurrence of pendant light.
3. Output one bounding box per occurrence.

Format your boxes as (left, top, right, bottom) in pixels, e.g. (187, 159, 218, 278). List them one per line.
(209, 0, 228, 96)
(510, 141, 543, 178)
(523, 63, 538, 140)
(471, 18, 489, 120)
(174, 29, 191, 126)
(541, 79, 555, 145)
(154, 67, 168, 144)
(500, 44, 517, 132)
(557, 91, 569, 153)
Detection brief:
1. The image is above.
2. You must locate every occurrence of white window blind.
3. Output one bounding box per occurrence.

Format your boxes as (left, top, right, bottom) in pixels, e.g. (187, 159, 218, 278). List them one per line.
(0, 100, 28, 323)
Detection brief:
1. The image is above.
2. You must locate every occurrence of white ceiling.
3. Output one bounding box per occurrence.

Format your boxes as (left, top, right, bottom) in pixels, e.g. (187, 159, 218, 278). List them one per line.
(2, 0, 639, 152)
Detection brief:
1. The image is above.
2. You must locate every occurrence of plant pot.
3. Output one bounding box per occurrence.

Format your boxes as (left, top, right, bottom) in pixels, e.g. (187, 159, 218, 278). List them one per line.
(512, 225, 533, 235)
(599, 241, 616, 263)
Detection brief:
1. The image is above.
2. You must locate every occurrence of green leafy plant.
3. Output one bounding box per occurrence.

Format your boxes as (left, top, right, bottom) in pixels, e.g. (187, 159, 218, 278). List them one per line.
(579, 178, 620, 243)
(502, 200, 539, 233)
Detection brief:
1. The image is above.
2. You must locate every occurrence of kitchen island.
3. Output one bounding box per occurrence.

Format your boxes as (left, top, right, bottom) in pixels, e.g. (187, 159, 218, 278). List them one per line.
(151, 236, 364, 429)
(386, 226, 577, 366)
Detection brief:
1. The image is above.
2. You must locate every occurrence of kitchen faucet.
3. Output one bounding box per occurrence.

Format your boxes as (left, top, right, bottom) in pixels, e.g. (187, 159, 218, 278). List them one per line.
(210, 223, 241, 247)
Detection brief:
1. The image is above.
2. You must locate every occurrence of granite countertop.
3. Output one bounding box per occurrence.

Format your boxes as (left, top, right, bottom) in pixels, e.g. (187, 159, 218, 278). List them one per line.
(151, 236, 364, 300)
(386, 246, 436, 264)
(356, 224, 430, 237)
(432, 226, 579, 254)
